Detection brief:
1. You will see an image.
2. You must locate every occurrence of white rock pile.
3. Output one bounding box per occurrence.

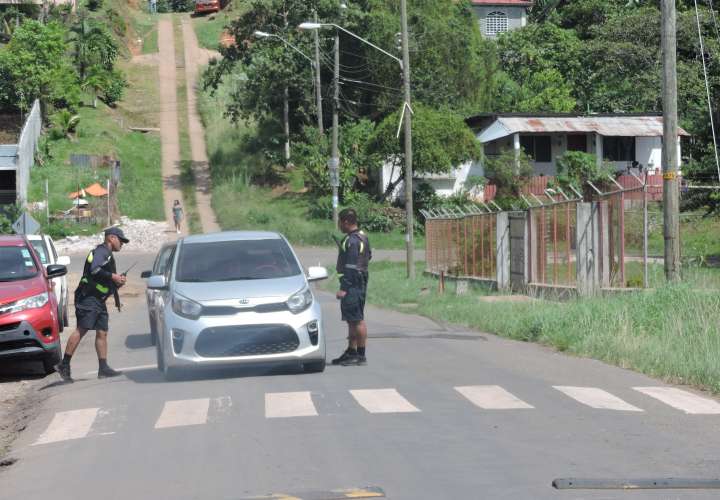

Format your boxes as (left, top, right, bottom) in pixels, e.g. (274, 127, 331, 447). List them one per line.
(55, 217, 171, 255)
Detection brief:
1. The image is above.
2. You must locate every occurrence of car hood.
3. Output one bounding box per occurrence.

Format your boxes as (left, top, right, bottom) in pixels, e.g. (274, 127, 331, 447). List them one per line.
(174, 274, 307, 305)
(0, 276, 46, 305)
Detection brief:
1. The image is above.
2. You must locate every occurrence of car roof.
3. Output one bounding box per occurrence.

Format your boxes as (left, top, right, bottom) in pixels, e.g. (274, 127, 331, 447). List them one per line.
(181, 231, 284, 244)
(0, 235, 28, 246)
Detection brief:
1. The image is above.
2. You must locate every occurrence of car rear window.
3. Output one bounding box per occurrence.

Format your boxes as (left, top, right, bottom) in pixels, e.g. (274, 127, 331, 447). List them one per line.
(176, 239, 301, 283)
(0, 246, 39, 281)
(30, 240, 49, 265)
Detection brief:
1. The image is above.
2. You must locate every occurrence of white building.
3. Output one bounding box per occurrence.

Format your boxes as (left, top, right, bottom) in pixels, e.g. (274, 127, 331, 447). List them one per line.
(378, 113, 689, 201)
(471, 0, 533, 38)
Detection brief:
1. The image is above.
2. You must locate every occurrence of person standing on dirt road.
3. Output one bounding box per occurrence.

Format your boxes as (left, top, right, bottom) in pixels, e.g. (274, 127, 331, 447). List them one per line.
(55, 227, 129, 383)
(172, 200, 184, 234)
(332, 208, 372, 367)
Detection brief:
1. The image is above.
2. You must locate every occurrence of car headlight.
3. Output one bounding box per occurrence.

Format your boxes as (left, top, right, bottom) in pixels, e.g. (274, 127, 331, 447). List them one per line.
(172, 294, 203, 320)
(0, 292, 49, 316)
(287, 287, 313, 314)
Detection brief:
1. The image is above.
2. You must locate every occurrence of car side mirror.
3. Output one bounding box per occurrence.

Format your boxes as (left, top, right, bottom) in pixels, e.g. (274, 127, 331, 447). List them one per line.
(46, 264, 67, 279)
(57, 255, 71, 266)
(141, 270, 152, 279)
(307, 266, 328, 282)
(147, 275, 168, 290)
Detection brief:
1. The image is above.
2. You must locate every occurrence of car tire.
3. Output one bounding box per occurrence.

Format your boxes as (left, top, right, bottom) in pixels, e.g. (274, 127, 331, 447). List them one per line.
(156, 342, 165, 372)
(303, 359, 326, 373)
(163, 366, 180, 381)
(149, 313, 157, 346)
(57, 305, 64, 333)
(43, 348, 61, 375)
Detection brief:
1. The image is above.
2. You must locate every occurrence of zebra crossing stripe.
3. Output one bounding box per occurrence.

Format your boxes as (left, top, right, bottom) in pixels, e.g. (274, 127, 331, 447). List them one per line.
(350, 389, 420, 414)
(33, 408, 99, 445)
(455, 385, 534, 410)
(634, 387, 720, 414)
(554, 386, 643, 412)
(155, 398, 210, 428)
(265, 392, 318, 418)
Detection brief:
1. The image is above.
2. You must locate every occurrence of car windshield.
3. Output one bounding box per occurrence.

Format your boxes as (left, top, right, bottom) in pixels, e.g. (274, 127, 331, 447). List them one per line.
(176, 238, 301, 283)
(0, 246, 39, 281)
(30, 240, 49, 265)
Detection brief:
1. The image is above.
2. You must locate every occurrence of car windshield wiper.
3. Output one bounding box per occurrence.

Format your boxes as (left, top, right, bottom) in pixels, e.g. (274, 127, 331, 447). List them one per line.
(0, 275, 35, 282)
(215, 276, 263, 281)
(178, 278, 210, 283)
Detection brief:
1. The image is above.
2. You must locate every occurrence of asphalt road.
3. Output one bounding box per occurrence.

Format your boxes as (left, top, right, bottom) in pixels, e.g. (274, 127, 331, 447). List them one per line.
(2, 249, 720, 500)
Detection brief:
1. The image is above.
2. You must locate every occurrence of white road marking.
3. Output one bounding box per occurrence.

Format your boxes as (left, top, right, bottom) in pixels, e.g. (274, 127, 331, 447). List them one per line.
(33, 408, 99, 445)
(455, 385, 534, 410)
(155, 398, 210, 428)
(83, 364, 156, 376)
(634, 387, 720, 414)
(554, 386, 643, 412)
(265, 392, 318, 418)
(350, 389, 421, 414)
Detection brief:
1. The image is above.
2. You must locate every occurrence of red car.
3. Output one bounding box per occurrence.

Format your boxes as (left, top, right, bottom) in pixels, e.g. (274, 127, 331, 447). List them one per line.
(194, 0, 223, 15)
(0, 235, 67, 374)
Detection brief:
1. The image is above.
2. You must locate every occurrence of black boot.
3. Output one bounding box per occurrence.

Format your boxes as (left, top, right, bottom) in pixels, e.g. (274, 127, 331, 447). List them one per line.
(98, 360, 123, 379)
(54, 362, 74, 383)
(340, 353, 367, 366)
(331, 348, 355, 365)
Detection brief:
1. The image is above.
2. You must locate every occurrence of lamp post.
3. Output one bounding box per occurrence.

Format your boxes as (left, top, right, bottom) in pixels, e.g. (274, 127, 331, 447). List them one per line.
(299, 21, 414, 277)
(253, 31, 325, 164)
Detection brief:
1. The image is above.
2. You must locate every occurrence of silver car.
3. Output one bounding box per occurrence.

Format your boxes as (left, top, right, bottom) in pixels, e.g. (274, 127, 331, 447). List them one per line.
(147, 231, 328, 380)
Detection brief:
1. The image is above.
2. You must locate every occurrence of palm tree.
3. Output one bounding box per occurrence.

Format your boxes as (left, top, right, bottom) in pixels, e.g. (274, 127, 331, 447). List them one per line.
(69, 15, 118, 81)
(82, 66, 107, 108)
(52, 109, 80, 140)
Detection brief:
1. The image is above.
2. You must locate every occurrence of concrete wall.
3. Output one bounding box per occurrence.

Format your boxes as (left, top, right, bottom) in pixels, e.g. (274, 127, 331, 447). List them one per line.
(15, 100, 41, 205)
(472, 6, 527, 37)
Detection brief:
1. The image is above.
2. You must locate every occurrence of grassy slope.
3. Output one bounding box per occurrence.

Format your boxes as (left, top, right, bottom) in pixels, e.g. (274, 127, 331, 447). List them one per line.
(325, 261, 720, 394)
(192, 0, 245, 50)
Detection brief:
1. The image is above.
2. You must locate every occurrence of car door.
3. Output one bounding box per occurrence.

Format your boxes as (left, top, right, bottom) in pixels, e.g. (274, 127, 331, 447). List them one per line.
(155, 245, 176, 347)
(45, 236, 67, 317)
(149, 245, 175, 318)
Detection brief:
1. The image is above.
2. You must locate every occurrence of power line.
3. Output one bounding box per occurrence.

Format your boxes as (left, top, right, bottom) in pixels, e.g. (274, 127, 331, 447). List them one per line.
(693, 0, 720, 182)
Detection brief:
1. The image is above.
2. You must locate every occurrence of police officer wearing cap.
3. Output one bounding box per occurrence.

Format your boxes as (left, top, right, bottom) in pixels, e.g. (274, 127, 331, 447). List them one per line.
(332, 208, 372, 366)
(56, 227, 129, 382)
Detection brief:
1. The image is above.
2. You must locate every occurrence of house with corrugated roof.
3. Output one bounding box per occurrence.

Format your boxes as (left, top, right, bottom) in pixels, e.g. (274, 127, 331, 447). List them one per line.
(378, 113, 689, 201)
(471, 0, 533, 37)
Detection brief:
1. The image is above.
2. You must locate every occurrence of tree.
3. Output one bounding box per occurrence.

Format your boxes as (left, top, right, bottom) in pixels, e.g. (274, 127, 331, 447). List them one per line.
(0, 20, 80, 112)
(69, 15, 118, 81)
(369, 104, 482, 201)
(482, 149, 534, 205)
(50, 109, 80, 140)
(555, 151, 614, 199)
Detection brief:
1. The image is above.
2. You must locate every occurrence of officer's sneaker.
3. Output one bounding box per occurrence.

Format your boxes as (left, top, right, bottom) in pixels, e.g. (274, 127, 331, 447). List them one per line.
(331, 348, 355, 365)
(98, 366, 123, 379)
(340, 354, 367, 366)
(54, 363, 74, 383)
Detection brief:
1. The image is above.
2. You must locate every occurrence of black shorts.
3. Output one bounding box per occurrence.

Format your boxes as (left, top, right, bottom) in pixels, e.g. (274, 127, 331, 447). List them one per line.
(75, 296, 109, 332)
(341, 286, 367, 322)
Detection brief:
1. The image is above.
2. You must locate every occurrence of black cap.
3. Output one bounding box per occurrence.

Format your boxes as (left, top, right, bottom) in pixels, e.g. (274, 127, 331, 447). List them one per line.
(105, 227, 129, 243)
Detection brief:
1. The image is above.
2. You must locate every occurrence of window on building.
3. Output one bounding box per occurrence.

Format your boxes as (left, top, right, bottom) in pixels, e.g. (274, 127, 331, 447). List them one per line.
(603, 136, 635, 162)
(520, 135, 552, 162)
(486, 11, 508, 36)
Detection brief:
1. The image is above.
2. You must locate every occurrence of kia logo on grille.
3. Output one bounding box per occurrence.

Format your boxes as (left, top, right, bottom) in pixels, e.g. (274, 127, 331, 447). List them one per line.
(238, 299, 250, 305)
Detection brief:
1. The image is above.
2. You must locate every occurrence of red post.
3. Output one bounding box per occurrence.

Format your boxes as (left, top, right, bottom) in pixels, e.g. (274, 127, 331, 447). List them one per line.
(619, 192, 626, 287)
(553, 204, 558, 284)
(464, 216, 468, 275)
(566, 202, 572, 284)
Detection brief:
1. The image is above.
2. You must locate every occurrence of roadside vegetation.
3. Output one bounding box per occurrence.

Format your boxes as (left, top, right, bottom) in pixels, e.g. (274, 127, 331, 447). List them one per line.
(0, 1, 163, 238)
(325, 261, 720, 394)
(192, 0, 245, 50)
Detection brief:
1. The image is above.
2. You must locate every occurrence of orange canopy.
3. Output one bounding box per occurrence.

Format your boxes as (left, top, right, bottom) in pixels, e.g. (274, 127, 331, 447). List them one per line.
(68, 182, 109, 199)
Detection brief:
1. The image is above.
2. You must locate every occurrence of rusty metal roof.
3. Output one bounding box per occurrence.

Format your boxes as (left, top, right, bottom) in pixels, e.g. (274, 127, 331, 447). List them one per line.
(478, 115, 689, 143)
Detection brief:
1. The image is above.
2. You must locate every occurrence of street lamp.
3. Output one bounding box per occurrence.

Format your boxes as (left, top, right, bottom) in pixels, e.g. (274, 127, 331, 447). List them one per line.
(299, 17, 415, 279)
(253, 31, 325, 166)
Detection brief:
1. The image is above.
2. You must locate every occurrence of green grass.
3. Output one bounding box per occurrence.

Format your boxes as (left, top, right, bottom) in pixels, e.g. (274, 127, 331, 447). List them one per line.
(29, 103, 163, 231)
(192, 0, 246, 50)
(174, 17, 202, 235)
(330, 261, 720, 394)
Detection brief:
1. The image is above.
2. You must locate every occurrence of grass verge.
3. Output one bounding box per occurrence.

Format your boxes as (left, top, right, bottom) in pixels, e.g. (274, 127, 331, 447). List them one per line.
(192, 0, 246, 50)
(174, 16, 202, 235)
(324, 261, 720, 394)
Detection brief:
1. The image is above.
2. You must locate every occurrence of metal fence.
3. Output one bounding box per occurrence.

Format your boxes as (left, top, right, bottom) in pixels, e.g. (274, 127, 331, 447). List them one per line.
(16, 100, 42, 204)
(423, 175, 655, 294)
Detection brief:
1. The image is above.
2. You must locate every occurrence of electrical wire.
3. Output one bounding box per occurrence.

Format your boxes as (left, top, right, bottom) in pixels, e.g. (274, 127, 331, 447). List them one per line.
(693, 0, 720, 183)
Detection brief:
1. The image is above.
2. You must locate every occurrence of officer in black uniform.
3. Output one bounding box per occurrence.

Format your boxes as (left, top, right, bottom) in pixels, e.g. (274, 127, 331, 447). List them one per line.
(332, 208, 372, 366)
(55, 227, 129, 382)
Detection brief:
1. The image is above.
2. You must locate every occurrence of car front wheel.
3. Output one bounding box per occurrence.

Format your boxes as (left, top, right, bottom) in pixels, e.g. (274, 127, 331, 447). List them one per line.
(43, 347, 62, 375)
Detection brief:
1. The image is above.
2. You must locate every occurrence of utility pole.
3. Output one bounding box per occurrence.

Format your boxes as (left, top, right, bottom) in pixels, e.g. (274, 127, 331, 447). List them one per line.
(330, 24, 340, 227)
(314, 11, 324, 135)
(661, 0, 681, 281)
(400, 0, 415, 279)
(283, 6, 291, 168)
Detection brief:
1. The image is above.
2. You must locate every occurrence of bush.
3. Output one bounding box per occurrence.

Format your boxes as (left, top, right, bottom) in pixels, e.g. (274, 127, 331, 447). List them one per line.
(101, 69, 127, 106)
(86, 0, 103, 11)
